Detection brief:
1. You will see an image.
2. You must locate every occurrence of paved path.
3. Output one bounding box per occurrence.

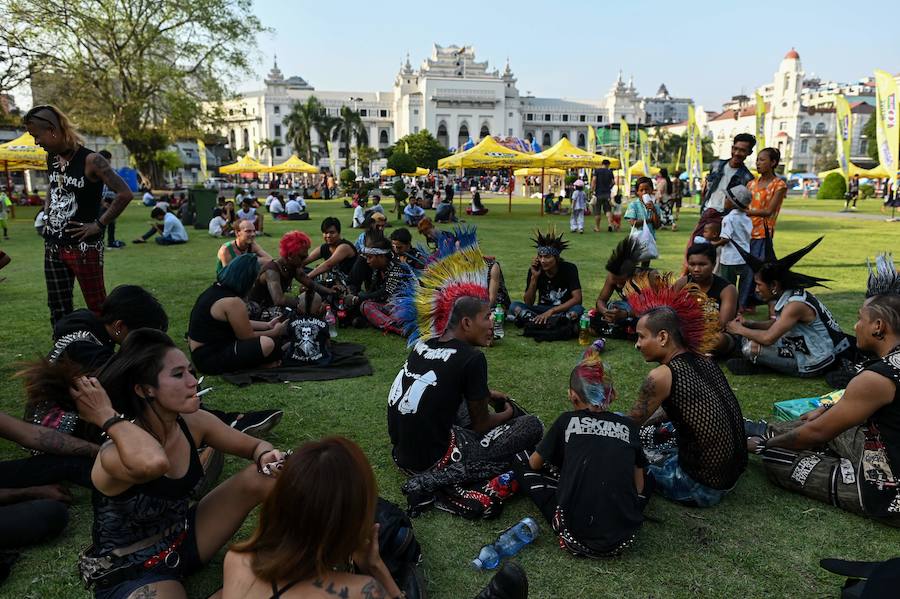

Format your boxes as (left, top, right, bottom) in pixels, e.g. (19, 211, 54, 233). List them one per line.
(779, 208, 896, 222)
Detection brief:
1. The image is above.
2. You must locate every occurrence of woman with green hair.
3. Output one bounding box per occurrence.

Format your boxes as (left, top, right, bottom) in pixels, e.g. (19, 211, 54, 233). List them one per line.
(188, 253, 287, 374)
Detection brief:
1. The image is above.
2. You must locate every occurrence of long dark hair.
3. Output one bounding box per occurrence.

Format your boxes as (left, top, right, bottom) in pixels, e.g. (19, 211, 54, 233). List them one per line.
(660, 168, 673, 195)
(231, 436, 377, 583)
(95, 329, 178, 437)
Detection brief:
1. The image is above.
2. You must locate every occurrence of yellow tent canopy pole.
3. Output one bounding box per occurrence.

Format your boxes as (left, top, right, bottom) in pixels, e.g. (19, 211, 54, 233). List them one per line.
(260, 154, 319, 174)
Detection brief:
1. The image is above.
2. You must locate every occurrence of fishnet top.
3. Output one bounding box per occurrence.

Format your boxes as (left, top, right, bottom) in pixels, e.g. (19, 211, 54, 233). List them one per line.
(664, 353, 748, 489)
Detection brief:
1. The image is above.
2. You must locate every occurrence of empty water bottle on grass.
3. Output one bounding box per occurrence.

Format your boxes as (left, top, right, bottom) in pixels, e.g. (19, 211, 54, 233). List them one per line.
(471, 517, 539, 571)
(325, 306, 337, 339)
(492, 304, 505, 340)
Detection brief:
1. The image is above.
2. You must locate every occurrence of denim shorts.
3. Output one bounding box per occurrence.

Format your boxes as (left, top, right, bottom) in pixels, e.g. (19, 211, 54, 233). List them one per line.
(647, 449, 729, 508)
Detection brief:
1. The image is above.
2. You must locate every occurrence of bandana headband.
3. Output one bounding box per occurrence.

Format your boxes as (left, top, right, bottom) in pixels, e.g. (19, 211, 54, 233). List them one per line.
(361, 247, 391, 256)
(537, 246, 561, 257)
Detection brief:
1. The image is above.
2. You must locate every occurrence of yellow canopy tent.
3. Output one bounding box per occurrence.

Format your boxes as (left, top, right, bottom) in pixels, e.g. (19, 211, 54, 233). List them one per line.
(860, 164, 893, 179)
(261, 154, 319, 174)
(438, 136, 537, 212)
(382, 166, 427, 177)
(380, 168, 396, 177)
(817, 163, 869, 179)
(0, 132, 48, 171)
(219, 155, 266, 175)
(525, 138, 620, 215)
(627, 160, 660, 177)
(529, 137, 620, 170)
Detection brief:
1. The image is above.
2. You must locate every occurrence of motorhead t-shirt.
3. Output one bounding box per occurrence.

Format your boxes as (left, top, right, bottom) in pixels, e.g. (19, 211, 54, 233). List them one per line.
(45, 146, 104, 244)
(283, 316, 331, 365)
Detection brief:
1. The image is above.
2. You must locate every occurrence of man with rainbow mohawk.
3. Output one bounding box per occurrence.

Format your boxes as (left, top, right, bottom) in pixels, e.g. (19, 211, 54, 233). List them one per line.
(515, 347, 650, 557)
(387, 227, 543, 518)
(626, 280, 747, 508)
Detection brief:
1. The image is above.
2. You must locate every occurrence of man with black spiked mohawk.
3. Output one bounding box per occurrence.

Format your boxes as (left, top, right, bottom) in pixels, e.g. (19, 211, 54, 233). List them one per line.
(724, 233, 849, 377)
(746, 253, 900, 527)
(509, 228, 584, 326)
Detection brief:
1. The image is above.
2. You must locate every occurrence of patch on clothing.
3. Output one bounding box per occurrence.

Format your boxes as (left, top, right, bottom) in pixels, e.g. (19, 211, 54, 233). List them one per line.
(839, 458, 856, 485)
(888, 493, 900, 514)
(862, 447, 898, 490)
(48, 330, 103, 363)
(782, 335, 810, 356)
(790, 455, 821, 487)
(479, 423, 511, 448)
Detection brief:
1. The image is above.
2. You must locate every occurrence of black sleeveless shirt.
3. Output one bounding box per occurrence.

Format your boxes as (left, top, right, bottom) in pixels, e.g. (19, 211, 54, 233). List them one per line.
(45, 146, 104, 245)
(860, 345, 900, 517)
(687, 274, 732, 310)
(664, 352, 748, 489)
(319, 240, 357, 276)
(188, 283, 240, 344)
(90, 417, 202, 565)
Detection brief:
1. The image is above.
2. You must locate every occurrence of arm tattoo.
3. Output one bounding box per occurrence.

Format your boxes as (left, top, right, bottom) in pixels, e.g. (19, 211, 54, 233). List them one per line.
(361, 580, 387, 599)
(767, 427, 800, 450)
(35, 426, 98, 457)
(630, 375, 657, 423)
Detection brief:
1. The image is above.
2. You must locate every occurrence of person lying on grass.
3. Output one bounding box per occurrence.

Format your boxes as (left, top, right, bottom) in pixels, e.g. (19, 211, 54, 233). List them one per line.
(70, 329, 284, 598)
(515, 347, 649, 558)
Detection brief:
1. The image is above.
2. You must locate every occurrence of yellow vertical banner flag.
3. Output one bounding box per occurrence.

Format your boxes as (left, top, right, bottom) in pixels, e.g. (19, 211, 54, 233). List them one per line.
(755, 92, 766, 150)
(196, 139, 208, 183)
(835, 95, 852, 178)
(587, 126, 596, 186)
(874, 69, 899, 186)
(639, 129, 651, 175)
(674, 146, 682, 172)
(619, 118, 630, 196)
(687, 105, 698, 179)
(404, 141, 410, 155)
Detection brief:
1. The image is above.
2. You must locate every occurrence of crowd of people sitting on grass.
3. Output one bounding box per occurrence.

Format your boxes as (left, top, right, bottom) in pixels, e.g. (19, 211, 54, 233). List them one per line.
(5, 107, 900, 599)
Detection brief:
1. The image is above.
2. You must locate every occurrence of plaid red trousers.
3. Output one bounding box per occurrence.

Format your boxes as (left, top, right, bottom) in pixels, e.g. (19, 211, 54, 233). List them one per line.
(44, 242, 106, 326)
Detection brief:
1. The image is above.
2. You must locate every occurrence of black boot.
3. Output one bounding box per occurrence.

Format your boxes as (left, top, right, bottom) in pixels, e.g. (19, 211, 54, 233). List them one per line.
(474, 561, 528, 599)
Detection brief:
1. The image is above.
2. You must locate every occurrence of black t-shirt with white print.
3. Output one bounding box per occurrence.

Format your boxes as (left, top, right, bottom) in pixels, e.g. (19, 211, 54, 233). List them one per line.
(45, 146, 104, 245)
(387, 337, 490, 472)
(525, 261, 581, 306)
(537, 410, 646, 546)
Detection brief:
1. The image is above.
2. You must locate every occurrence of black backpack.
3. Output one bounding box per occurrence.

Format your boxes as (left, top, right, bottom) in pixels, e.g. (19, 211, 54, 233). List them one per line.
(375, 498, 426, 599)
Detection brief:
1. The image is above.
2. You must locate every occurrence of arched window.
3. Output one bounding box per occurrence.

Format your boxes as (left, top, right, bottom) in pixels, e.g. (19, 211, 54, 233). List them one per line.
(577, 133, 586, 148)
(358, 129, 368, 146)
(800, 122, 812, 134)
(479, 123, 490, 138)
(560, 132, 568, 139)
(458, 123, 469, 148)
(542, 132, 552, 147)
(242, 128, 249, 149)
(783, 73, 790, 93)
(229, 129, 236, 147)
(815, 122, 826, 135)
(525, 131, 534, 142)
(437, 122, 449, 147)
(379, 130, 389, 145)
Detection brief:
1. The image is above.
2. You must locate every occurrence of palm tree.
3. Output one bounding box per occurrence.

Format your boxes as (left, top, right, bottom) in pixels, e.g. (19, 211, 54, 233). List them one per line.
(334, 106, 364, 170)
(284, 96, 324, 163)
(257, 138, 283, 166)
(314, 115, 341, 167)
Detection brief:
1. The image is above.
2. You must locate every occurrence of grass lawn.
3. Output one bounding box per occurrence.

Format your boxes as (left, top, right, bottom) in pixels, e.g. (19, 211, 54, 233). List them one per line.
(1, 193, 899, 599)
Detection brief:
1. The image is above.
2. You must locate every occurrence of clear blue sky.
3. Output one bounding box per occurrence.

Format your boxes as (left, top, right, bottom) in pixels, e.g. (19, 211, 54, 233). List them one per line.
(243, 0, 898, 110)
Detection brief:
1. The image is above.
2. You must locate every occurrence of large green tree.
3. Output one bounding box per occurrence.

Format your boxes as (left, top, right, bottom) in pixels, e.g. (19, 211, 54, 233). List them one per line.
(284, 96, 324, 164)
(334, 106, 364, 168)
(0, 0, 263, 185)
(388, 131, 450, 169)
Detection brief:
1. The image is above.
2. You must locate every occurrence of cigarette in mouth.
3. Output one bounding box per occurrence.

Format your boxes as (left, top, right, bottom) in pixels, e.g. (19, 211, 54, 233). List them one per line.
(196, 387, 213, 397)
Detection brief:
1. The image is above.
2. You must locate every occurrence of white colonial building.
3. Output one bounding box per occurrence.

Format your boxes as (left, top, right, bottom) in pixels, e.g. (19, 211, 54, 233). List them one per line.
(209, 44, 693, 170)
(668, 49, 879, 173)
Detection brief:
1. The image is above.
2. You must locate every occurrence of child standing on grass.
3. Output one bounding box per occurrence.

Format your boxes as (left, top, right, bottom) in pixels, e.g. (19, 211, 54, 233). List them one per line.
(716, 185, 753, 310)
(0, 190, 11, 240)
(514, 348, 649, 557)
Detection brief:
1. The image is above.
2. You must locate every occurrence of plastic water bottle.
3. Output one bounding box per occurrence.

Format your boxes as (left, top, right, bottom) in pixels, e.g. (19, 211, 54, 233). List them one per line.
(492, 304, 505, 340)
(325, 306, 338, 339)
(471, 517, 539, 571)
(578, 313, 591, 346)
